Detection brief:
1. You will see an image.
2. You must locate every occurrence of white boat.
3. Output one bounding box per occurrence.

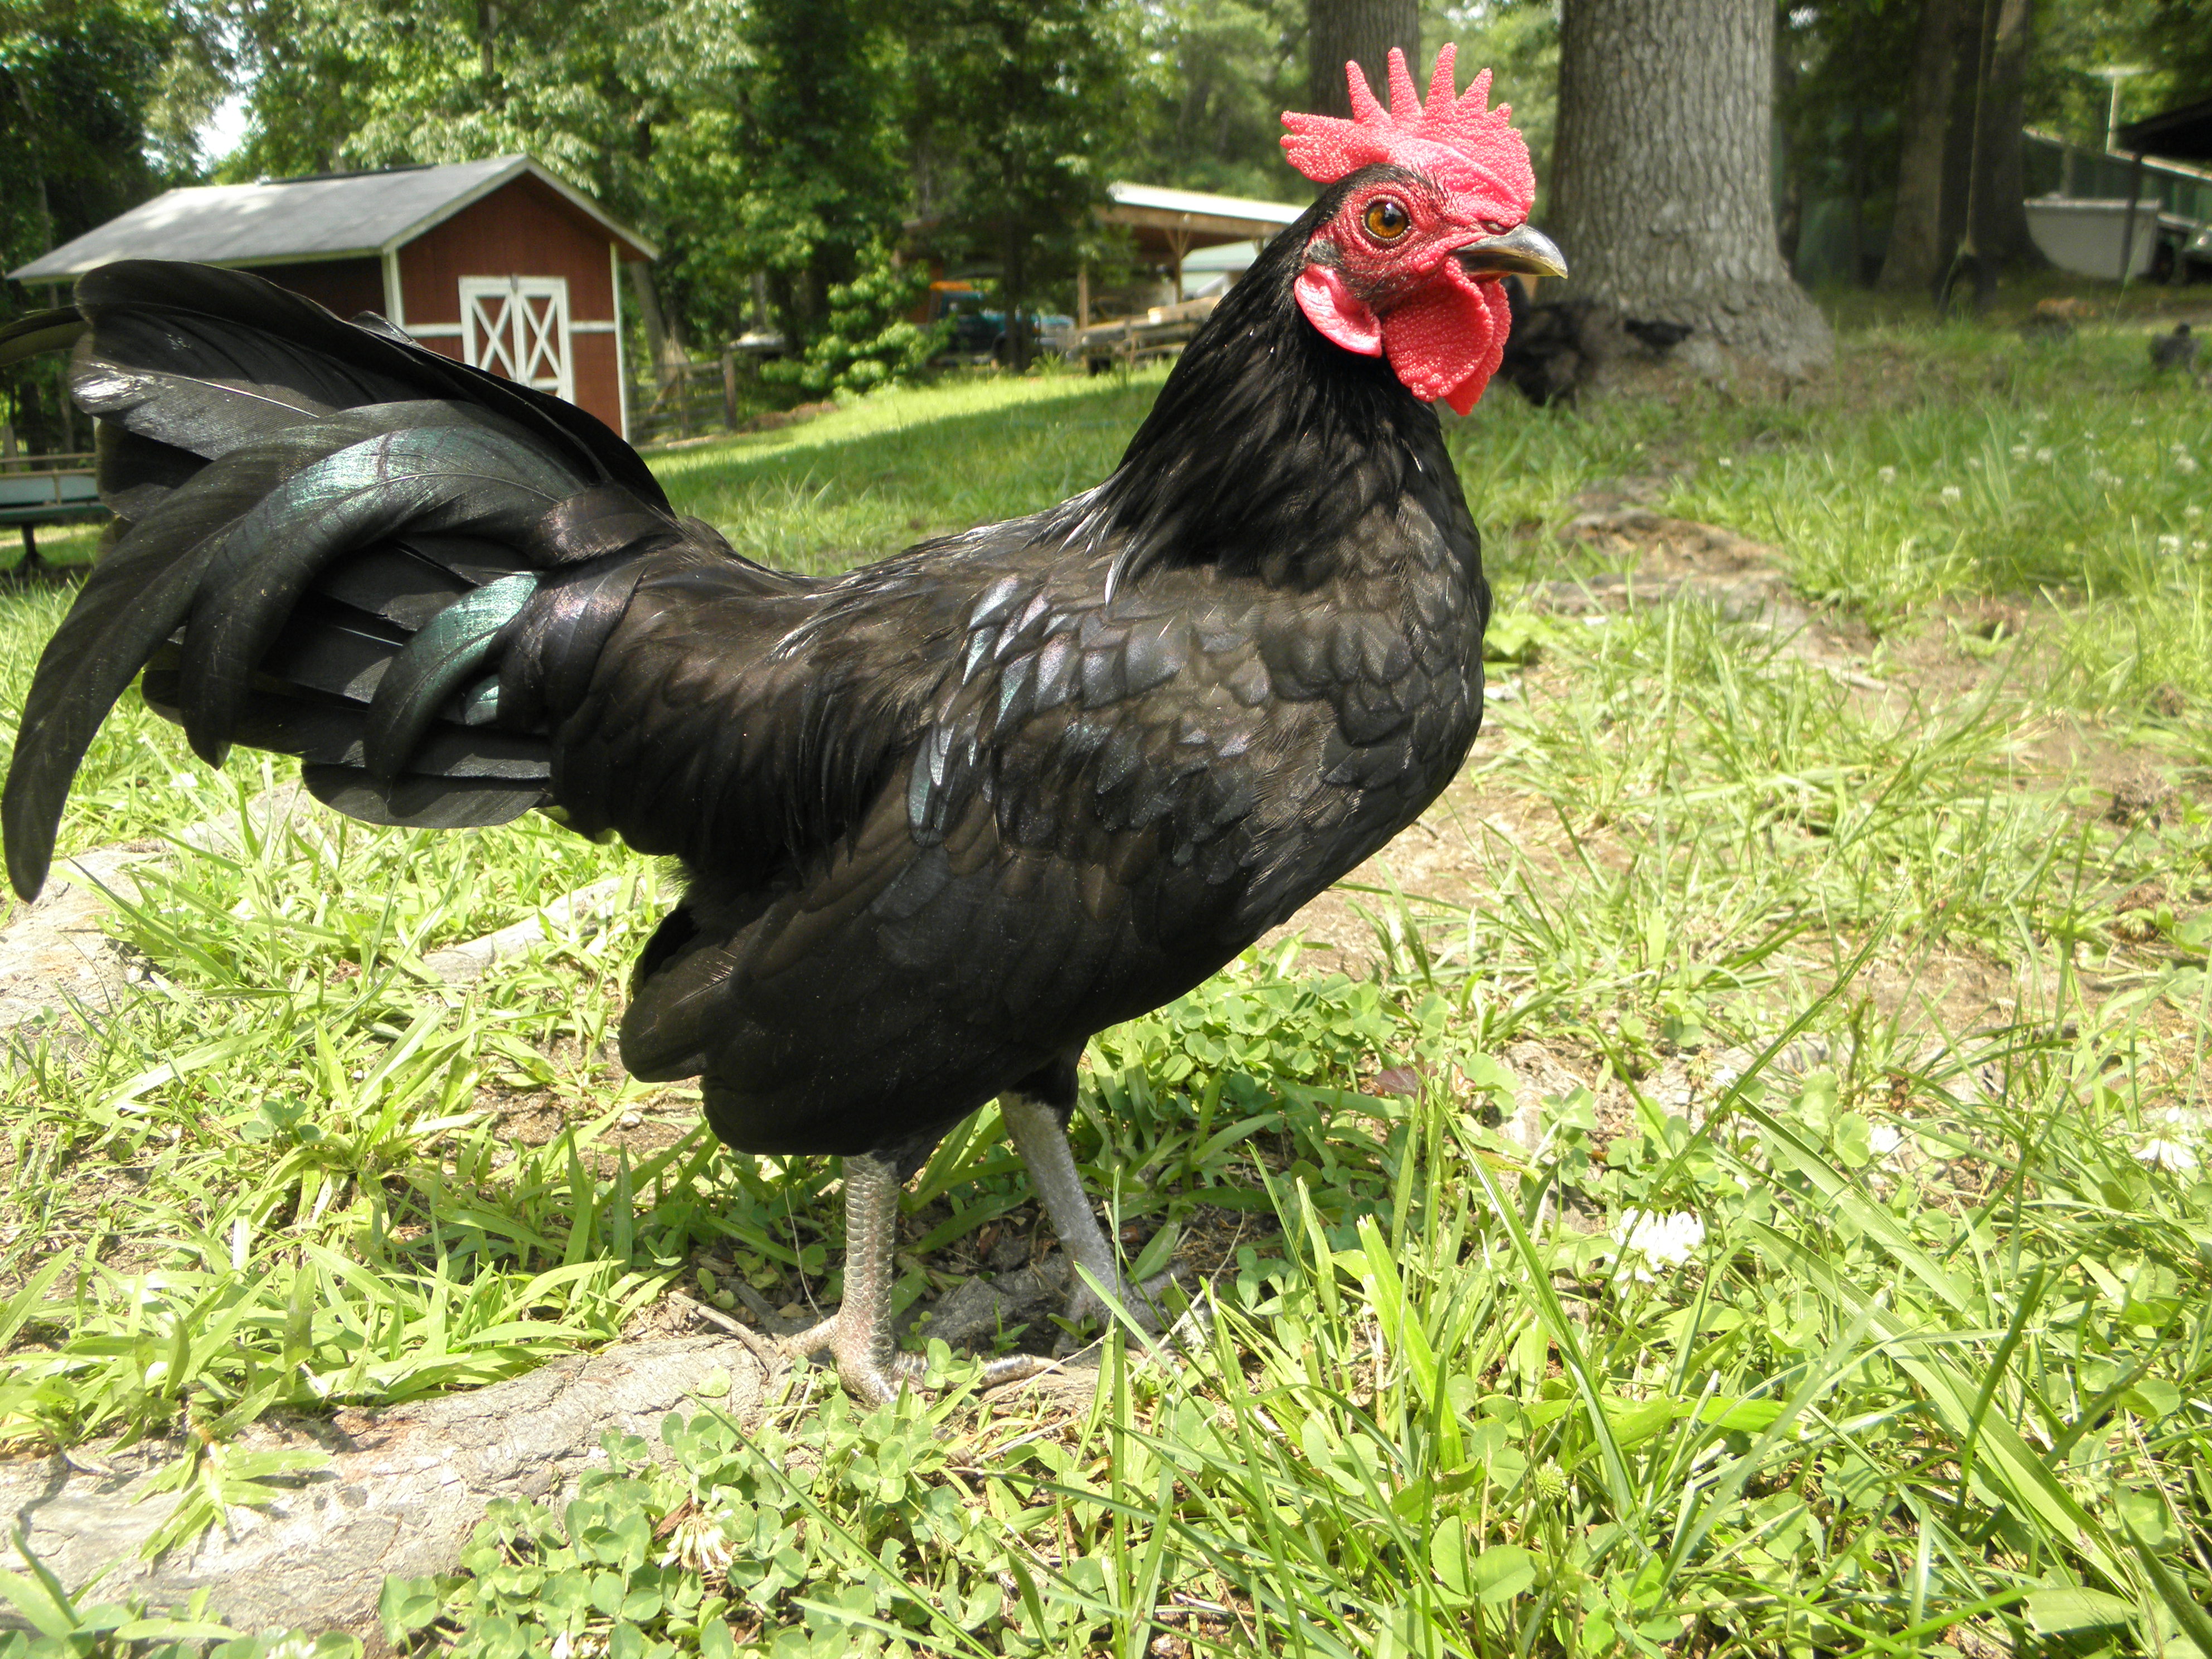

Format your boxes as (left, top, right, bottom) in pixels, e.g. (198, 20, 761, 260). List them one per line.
(2024, 196, 2166, 278)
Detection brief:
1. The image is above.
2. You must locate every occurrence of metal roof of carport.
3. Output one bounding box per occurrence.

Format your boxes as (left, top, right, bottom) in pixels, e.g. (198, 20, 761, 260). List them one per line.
(8, 155, 657, 283)
(1099, 182, 1304, 256)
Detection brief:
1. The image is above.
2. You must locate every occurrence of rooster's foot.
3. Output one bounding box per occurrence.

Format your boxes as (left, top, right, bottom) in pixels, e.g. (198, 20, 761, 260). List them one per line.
(780, 1308, 924, 1407)
(784, 1311, 1054, 1400)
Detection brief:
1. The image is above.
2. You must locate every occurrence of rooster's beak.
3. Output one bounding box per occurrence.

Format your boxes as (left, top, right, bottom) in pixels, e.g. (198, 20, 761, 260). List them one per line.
(1455, 225, 1568, 281)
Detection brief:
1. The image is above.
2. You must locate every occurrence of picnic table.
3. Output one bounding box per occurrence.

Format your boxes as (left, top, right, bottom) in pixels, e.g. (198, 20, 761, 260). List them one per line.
(0, 453, 106, 567)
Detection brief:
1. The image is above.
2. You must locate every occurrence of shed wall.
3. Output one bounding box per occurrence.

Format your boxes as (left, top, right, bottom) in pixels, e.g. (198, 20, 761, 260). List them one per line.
(398, 176, 617, 324)
(245, 258, 386, 320)
(397, 174, 624, 435)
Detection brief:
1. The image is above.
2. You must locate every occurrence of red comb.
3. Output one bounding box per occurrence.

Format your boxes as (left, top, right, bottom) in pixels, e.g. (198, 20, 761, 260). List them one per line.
(1282, 45, 1534, 213)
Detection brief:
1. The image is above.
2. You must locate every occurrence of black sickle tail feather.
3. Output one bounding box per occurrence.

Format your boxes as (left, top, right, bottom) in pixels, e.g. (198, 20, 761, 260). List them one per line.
(0, 261, 694, 900)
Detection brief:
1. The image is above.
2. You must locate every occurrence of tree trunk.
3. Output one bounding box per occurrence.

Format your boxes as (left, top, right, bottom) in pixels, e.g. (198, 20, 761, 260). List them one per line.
(1972, 0, 2043, 270)
(1846, 105, 1868, 285)
(624, 261, 685, 385)
(1879, 0, 1968, 292)
(1306, 0, 1418, 120)
(1549, 0, 1832, 382)
(9, 69, 53, 258)
(1001, 214, 1032, 373)
(1773, 18, 1803, 276)
(1935, 0, 1981, 279)
(477, 0, 498, 84)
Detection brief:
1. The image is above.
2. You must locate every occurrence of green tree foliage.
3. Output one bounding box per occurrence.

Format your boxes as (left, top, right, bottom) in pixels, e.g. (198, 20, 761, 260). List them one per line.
(2027, 0, 2212, 147)
(229, 0, 761, 350)
(1143, 0, 1304, 202)
(2140, 0, 2212, 102)
(779, 242, 947, 395)
(906, 0, 1147, 367)
(230, 0, 920, 360)
(1777, 0, 2212, 290)
(1, 0, 225, 449)
(1129, 3, 1557, 209)
(1776, 0, 1920, 289)
(686, 0, 908, 356)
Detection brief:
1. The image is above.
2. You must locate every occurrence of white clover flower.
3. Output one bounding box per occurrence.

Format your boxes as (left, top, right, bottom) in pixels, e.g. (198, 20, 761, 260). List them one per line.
(658, 1510, 734, 1575)
(1718, 456, 1733, 468)
(1940, 484, 1963, 503)
(2158, 534, 2184, 555)
(1967, 457, 1983, 470)
(1609, 1209, 1706, 1283)
(2186, 504, 2203, 520)
(2177, 457, 2200, 475)
(2152, 1105, 2207, 1143)
(2132, 416, 2148, 427)
(2036, 448, 2056, 464)
(1867, 1123, 1905, 1162)
(2010, 444, 2030, 459)
(2136, 1138, 2199, 1174)
(1877, 465, 1898, 484)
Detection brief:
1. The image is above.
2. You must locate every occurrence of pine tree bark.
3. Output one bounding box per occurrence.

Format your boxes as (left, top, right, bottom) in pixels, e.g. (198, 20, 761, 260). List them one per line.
(1306, 0, 1418, 120)
(1548, 0, 1832, 381)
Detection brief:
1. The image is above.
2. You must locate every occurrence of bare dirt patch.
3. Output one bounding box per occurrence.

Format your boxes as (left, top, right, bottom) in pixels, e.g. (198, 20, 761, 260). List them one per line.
(1270, 514, 2209, 1090)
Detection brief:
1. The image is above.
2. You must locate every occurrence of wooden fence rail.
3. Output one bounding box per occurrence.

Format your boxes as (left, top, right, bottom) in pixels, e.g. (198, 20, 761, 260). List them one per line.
(628, 353, 768, 447)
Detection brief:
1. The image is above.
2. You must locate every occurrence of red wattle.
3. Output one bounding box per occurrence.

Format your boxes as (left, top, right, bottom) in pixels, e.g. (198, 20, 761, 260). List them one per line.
(1379, 261, 1508, 414)
(1295, 265, 1384, 356)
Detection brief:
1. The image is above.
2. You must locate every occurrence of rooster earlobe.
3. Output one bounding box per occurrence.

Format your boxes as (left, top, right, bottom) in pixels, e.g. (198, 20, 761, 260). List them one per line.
(1295, 264, 1383, 356)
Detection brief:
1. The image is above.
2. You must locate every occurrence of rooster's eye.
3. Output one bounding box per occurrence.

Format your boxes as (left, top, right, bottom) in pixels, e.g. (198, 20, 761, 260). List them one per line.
(1363, 199, 1410, 241)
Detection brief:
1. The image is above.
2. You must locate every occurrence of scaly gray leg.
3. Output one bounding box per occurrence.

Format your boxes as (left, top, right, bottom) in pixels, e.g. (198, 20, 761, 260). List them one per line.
(1001, 1093, 1170, 1333)
(782, 1153, 911, 1406)
(783, 1151, 1055, 1401)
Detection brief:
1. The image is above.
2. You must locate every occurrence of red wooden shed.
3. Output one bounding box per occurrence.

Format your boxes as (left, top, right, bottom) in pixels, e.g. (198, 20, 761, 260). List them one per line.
(9, 157, 657, 441)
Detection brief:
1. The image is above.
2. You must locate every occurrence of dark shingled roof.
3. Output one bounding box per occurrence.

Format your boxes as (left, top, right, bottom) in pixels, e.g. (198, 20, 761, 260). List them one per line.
(8, 156, 656, 283)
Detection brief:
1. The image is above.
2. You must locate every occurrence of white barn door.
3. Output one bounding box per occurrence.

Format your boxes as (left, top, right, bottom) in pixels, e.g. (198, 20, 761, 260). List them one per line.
(459, 276, 574, 401)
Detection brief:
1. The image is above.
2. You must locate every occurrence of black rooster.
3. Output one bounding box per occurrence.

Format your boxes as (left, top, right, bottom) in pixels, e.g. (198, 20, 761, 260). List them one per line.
(0, 48, 1561, 1403)
(2150, 322, 2199, 372)
(1622, 317, 1693, 354)
(1497, 275, 1587, 407)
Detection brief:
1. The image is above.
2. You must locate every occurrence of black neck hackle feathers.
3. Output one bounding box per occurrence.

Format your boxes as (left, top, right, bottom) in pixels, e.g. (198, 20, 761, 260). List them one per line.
(1078, 180, 1441, 602)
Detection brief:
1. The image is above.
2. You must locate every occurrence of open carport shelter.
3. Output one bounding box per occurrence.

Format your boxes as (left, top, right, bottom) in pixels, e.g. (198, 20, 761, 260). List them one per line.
(8, 156, 656, 440)
(1090, 183, 1303, 314)
(2116, 97, 2212, 280)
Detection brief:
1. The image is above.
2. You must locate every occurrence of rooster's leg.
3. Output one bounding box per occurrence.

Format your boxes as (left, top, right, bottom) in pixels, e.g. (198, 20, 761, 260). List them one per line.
(1001, 1094, 1171, 1335)
(782, 1153, 914, 1406)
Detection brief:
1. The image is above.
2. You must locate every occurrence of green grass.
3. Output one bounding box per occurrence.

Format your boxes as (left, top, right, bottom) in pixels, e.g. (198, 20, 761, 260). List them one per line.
(3, 305, 2212, 1657)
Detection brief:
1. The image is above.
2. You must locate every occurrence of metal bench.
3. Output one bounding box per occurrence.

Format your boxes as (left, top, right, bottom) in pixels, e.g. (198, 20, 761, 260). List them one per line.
(0, 455, 106, 566)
